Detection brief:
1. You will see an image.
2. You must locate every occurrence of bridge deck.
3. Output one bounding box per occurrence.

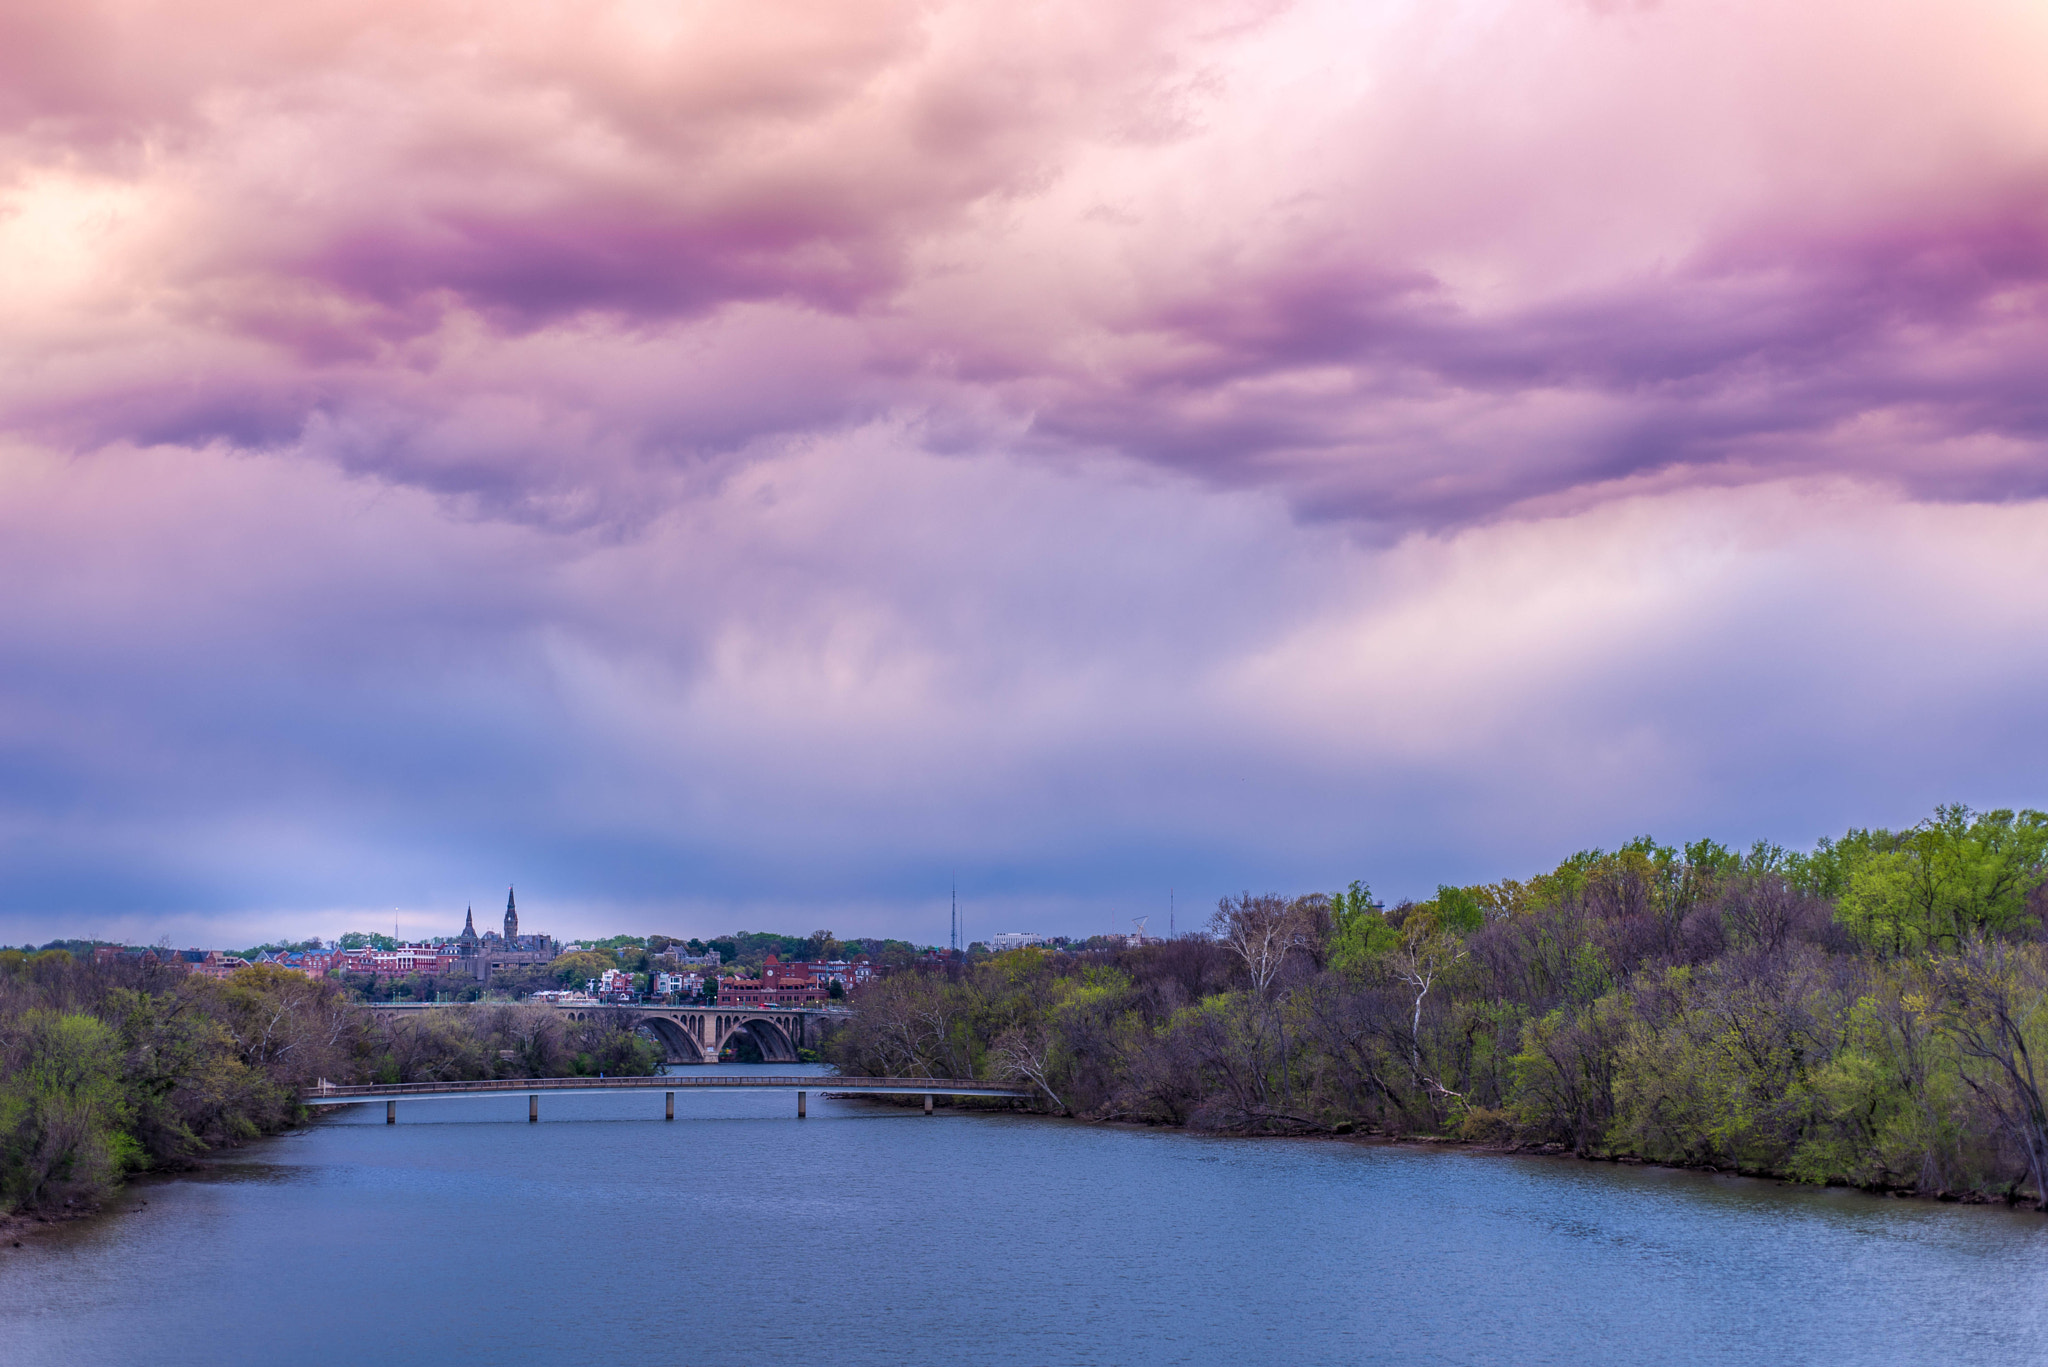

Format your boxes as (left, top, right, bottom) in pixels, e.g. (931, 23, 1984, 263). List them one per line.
(302, 1075, 1025, 1105)
(361, 1002, 852, 1015)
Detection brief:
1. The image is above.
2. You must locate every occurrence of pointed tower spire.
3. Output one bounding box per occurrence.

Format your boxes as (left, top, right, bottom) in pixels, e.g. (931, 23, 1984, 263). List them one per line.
(503, 886, 518, 943)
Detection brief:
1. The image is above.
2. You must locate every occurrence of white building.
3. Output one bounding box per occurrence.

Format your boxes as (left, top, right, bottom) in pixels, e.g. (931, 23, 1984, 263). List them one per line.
(988, 932, 1049, 952)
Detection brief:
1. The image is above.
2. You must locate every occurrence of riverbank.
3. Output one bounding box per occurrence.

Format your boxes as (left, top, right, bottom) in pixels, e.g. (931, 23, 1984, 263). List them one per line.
(1334, 1130, 2034, 1209)
(828, 842, 2048, 1207)
(0, 953, 676, 1222)
(0, 1199, 118, 1245)
(0, 1155, 211, 1248)
(9, 1080, 2046, 1367)
(875, 1090, 2044, 1212)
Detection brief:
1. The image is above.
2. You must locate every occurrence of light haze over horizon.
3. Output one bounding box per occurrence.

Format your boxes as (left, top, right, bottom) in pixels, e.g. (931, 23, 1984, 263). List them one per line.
(4, 1, 2048, 948)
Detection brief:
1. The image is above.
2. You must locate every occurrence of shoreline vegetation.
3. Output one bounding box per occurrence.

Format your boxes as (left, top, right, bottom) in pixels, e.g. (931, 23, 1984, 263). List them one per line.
(830, 804, 2048, 1210)
(0, 962, 664, 1225)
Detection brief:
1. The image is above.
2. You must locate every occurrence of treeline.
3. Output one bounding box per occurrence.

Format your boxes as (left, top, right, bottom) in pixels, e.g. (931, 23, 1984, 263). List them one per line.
(637, 930, 923, 973)
(0, 957, 659, 1215)
(830, 805, 2048, 1206)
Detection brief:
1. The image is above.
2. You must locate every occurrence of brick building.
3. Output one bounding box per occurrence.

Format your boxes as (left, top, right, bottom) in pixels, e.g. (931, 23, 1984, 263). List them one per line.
(719, 954, 833, 1006)
(336, 944, 462, 977)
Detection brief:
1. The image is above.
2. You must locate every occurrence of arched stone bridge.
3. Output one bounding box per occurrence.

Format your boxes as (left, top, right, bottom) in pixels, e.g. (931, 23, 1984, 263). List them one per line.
(365, 1000, 845, 1065)
(550, 1004, 830, 1064)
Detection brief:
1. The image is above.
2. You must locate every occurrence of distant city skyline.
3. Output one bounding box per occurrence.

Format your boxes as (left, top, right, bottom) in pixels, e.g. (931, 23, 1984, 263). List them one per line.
(5, 0, 2048, 947)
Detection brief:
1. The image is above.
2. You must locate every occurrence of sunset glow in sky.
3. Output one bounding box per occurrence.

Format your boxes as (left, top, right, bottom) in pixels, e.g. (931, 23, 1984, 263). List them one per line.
(5, 0, 2048, 945)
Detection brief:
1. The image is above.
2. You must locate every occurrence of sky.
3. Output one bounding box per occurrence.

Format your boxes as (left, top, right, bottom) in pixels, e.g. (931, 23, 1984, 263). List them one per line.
(4, 0, 2048, 948)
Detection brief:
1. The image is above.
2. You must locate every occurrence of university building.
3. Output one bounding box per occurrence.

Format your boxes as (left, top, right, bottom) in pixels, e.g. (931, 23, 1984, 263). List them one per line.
(456, 887, 559, 983)
(332, 888, 559, 985)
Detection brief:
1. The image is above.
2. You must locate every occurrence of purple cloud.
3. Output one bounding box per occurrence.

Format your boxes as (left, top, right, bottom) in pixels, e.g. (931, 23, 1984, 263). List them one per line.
(4, 0, 2048, 941)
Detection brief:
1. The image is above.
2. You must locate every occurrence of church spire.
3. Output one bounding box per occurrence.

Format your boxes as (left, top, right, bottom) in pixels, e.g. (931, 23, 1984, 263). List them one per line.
(504, 886, 518, 942)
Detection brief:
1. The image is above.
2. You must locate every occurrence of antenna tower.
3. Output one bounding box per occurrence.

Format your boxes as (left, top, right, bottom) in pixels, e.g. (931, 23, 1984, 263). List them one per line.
(951, 880, 958, 954)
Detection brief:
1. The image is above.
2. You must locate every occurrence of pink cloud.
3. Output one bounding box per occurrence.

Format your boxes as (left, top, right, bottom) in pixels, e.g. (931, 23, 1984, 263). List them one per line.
(7, 0, 2046, 531)
(6, 0, 2048, 932)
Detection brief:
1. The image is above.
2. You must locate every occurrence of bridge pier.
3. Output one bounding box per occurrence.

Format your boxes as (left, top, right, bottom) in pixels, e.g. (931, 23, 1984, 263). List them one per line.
(924, 1093, 933, 1115)
(529, 1094, 538, 1123)
(666, 1091, 674, 1121)
(387, 1100, 395, 1125)
(798, 1091, 806, 1119)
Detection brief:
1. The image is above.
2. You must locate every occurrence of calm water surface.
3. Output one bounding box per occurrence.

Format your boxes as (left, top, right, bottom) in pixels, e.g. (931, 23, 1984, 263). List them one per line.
(3, 1063, 2044, 1366)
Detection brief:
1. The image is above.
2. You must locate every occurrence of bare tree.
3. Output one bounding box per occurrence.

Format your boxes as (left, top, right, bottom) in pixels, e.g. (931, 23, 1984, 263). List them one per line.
(829, 973, 968, 1078)
(1937, 938, 2048, 1205)
(1210, 894, 1308, 997)
(492, 1001, 568, 1076)
(1389, 921, 1467, 1073)
(992, 1026, 1067, 1114)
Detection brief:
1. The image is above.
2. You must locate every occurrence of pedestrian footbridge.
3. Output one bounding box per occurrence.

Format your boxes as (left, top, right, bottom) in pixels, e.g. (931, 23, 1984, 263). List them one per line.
(302, 1074, 1026, 1123)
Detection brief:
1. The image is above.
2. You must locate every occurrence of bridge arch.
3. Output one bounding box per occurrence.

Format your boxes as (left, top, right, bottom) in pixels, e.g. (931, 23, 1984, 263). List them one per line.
(633, 1013, 711, 1064)
(711, 1013, 798, 1063)
(531, 1002, 821, 1063)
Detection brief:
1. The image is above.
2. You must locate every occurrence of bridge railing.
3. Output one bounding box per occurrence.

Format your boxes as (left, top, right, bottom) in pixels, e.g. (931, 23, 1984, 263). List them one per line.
(303, 1074, 1022, 1100)
(356, 1001, 855, 1015)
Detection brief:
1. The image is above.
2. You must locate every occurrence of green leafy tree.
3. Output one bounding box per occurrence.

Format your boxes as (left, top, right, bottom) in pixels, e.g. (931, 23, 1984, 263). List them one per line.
(1327, 881, 1400, 975)
(1435, 886, 1485, 934)
(0, 1010, 138, 1211)
(548, 951, 613, 988)
(1837, 806, 2048, 953)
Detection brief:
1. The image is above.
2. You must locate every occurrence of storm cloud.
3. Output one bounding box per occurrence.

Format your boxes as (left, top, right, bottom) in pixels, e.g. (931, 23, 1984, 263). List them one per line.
(3, 0, 2046, 944)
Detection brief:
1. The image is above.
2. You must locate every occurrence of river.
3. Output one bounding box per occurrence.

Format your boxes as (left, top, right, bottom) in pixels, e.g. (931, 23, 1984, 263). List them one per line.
(2, 1063, 2044, 1366)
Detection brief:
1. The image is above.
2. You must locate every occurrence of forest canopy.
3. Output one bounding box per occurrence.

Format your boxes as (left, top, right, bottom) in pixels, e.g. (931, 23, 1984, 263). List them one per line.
(831, 804, 2048, 1207)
